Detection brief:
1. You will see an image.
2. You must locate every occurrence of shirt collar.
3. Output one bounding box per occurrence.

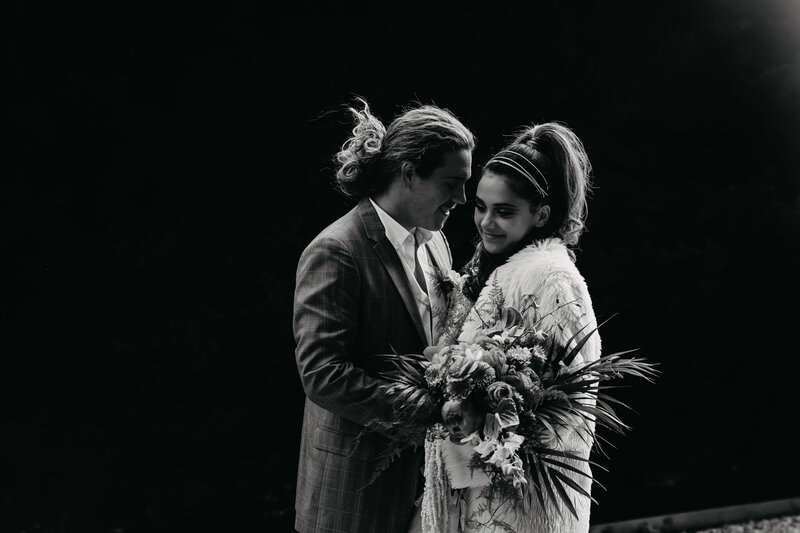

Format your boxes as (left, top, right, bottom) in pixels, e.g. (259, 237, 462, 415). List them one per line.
(369, 198, 433, 249)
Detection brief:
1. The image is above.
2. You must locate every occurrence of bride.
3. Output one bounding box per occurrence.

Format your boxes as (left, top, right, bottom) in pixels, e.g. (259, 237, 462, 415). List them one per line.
(410, 121, 599, 533)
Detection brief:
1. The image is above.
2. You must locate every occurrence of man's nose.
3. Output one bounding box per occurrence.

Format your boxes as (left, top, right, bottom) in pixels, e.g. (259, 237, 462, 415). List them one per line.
(453, 183, 467, 205)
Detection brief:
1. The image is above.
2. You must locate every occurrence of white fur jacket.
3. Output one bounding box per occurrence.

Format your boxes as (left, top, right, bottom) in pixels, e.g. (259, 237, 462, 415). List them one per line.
(456, 238, 601, 533)
(460, 238, 601, 365)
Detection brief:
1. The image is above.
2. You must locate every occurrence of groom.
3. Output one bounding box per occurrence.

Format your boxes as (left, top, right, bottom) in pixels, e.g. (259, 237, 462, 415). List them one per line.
(292, 99, 475, 533)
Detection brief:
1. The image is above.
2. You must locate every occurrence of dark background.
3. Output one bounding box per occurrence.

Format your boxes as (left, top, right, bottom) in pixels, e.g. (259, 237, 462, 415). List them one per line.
(5, 0, 800, 532)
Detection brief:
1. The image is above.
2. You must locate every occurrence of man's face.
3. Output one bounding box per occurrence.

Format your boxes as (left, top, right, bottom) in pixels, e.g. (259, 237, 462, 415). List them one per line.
(404, 149, 472, 231)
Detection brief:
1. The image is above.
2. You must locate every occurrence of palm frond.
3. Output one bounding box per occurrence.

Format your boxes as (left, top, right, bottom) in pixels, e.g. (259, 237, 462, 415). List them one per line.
(538, 455, 592, 482)
(528, 456, 547, 509)
(534, 415, 565, 447)
(530, 297, 581, 328)
(533, 447, 590, 461)
(561, 313, 617, 367)
(535, 458, 562, 517)
(374, 352, 427, 380)
(536, 405, 580, 435)
(549, 466, 597, 506)
(553, 321, 592, 366)
(549, 471, 579, 519)
(536, 447, 610, 483)
(591, 431, 620, 459)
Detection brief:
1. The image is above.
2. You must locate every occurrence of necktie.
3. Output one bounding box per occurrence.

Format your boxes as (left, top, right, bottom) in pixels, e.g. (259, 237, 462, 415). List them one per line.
(413, 233, 428, 294)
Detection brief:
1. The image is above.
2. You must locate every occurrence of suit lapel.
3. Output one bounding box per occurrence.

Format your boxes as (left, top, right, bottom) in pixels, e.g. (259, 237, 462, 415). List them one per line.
(422, 239, 450, 344)
(359, 199, 428, 347)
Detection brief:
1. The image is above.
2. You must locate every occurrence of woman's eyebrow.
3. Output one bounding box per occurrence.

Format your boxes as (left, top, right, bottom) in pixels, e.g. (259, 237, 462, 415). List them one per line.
(473, 196, 517, 208)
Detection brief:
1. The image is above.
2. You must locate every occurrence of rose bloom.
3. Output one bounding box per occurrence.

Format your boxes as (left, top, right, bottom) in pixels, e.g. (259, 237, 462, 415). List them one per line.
(485, 381, 515, 410)
(503, 370, 541, 396)
(445, 354, 467, 375)
(441, 398, 483, 443)
(430, 344, 465, 367)
(475, 345, 509, 375)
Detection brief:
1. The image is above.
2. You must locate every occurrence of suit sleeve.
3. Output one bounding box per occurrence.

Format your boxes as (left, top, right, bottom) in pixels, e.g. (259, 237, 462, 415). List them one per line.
(293, 236, 394, 432)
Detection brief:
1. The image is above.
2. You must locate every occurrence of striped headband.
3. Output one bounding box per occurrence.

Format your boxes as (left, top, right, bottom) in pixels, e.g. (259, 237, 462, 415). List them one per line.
(485, 149, 549, 197)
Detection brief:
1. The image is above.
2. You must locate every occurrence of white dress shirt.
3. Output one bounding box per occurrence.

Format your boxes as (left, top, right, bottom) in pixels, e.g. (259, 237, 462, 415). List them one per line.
(370, 199, 444, 345)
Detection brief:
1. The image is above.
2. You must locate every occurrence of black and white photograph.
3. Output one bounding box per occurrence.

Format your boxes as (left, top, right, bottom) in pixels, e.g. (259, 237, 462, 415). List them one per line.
(5, 1, 800, 532)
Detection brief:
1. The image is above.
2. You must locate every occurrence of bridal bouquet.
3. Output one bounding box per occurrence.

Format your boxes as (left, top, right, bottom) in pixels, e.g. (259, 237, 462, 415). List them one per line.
(364, 275, 658, 521)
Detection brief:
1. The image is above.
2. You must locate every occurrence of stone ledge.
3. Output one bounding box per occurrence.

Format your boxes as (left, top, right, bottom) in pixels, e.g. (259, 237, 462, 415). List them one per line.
(590, 497, 800, 533)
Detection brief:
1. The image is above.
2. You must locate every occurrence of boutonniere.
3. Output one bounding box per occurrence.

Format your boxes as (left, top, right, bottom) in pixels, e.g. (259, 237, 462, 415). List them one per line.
(430, 266, 461, 302)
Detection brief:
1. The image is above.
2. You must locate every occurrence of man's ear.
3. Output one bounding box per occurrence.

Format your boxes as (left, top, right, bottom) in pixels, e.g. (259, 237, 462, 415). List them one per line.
(533, 204, 551, 228)
(400, 161, 417, 186)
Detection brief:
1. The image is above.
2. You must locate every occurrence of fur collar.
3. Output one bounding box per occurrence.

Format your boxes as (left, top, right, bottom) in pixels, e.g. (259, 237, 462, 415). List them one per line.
(496, 237, 579, 286)
(506, 237, 573, 265)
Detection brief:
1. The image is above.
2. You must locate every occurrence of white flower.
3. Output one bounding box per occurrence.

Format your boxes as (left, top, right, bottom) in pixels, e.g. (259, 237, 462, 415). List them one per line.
(483, 413, 501, 441)
(501, 456, 527, 487)
(459, 432, 481, 446)
(464, 346, 483, 362)
(487, 434, 525, 467)
(473, 437, 498, 458)
(488, 445, 513, 467)
(491, 333, 507, 344)
(532, 344, 547, 362)
(506, 346, 532, 365)
(532, 329, 548, 343)
(445, 269, 464, 285)
(503, 433, 525, 452)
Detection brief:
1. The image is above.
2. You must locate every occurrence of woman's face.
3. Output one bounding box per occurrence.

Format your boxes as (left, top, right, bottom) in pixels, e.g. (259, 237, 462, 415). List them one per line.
(474, 171, 545, 255)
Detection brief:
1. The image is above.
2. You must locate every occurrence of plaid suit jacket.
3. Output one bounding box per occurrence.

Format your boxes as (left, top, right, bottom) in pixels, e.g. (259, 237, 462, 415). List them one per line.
(293, 198, 453, 533)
